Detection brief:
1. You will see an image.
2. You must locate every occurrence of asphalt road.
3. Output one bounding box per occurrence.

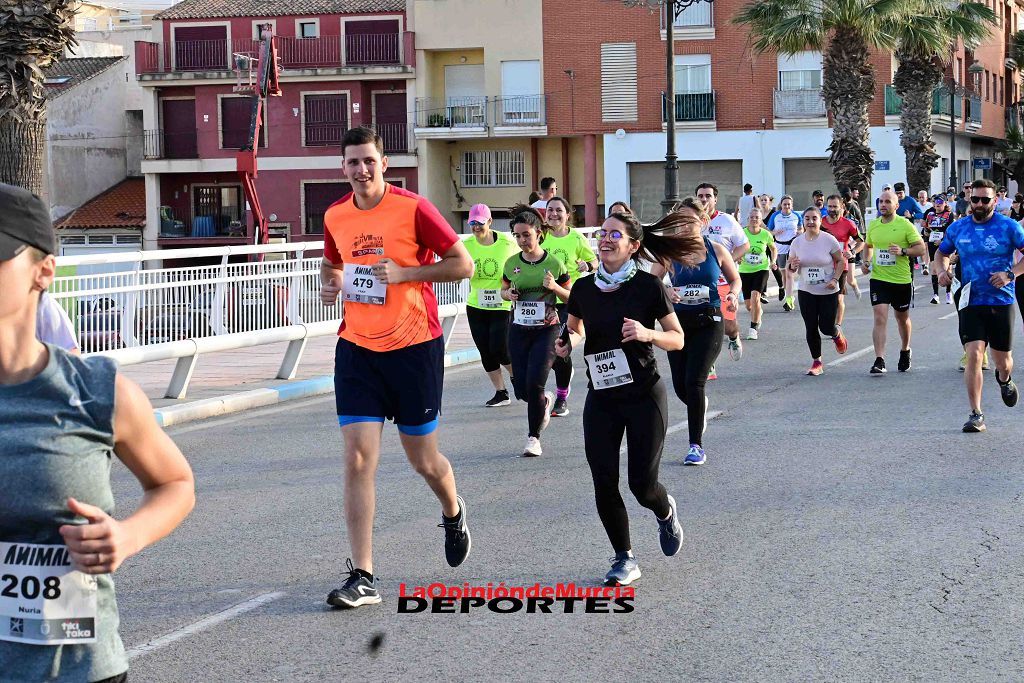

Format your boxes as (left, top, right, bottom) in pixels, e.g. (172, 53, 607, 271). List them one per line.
(109, 275, 1024, 682)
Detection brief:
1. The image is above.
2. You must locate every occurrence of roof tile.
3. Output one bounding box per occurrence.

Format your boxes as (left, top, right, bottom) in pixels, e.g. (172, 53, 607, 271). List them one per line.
(56, 179, 147, 230)
(42, 56, 126, 96)
(155, 0, 404, 20)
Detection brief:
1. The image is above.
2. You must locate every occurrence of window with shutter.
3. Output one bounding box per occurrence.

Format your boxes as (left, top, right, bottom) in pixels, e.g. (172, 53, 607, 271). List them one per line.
(304, 93, 348, 147)
(304, 182, 351, 234)
(601, 43, 638, 122)
(220, 97, 266, 150)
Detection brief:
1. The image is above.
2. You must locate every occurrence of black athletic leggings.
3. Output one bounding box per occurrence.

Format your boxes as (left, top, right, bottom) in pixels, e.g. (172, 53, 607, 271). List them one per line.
(797, 290, 839, 359)
(666, 314, 723, 447)
(508, 323, 557, 437)
(583, 381, 671, 553)
(927, 243, 951, 296)
(553, 305, 573, 389)
(1018, 274, 1024, 326)
(466, 306, 510, 372)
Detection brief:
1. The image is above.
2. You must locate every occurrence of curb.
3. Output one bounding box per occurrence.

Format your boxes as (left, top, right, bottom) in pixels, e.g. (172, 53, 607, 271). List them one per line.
(154, 347, 482, 428)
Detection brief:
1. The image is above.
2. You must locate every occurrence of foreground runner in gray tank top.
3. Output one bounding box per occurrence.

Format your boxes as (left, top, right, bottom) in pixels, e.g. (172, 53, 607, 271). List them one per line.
(0, 183, 195, 682)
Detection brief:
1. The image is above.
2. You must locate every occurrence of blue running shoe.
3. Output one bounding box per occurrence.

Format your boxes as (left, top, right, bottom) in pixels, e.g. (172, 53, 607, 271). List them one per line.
(684, 444, 706, 466)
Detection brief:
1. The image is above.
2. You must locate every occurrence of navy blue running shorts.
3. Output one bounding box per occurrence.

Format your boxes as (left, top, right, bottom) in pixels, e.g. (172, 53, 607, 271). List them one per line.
(334, 335, 444, 435)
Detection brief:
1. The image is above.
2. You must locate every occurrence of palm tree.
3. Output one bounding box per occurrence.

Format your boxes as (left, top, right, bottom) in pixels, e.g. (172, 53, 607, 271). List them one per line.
(893, 2, 994, 195)
(734, 0, 916, 203)
(0, 1, 78, 194)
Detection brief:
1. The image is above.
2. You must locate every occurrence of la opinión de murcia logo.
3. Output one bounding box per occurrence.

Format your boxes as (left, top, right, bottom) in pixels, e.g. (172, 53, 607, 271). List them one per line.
(397, 582, 635, 614)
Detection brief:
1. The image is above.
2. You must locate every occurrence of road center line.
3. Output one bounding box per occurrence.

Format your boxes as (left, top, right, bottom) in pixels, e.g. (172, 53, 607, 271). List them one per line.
(827, 345, 875, 367)
(127, 591, 286, 659)
(940, 310, 958, 320)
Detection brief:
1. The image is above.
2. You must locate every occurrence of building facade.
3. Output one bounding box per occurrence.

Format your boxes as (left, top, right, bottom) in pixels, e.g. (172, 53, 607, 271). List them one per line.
(135, 0, 414, 251)
(541, 0, 1023, 222)
(408, 0, 601, 231)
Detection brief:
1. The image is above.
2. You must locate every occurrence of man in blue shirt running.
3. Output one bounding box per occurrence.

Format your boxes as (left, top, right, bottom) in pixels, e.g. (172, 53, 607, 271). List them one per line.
(935, 178, 1024, 432)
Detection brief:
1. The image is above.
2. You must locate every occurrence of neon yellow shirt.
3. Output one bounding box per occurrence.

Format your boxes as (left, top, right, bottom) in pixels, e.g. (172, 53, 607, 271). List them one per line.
(866, 216, 922, 285)
(543, 228, 596, 283)
(463, 231, 519, 310)
(738, 227, 774, 273)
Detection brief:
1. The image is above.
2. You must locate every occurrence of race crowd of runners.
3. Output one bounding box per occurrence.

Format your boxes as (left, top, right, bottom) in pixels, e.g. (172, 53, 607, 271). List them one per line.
(3, 125, 1024, 680)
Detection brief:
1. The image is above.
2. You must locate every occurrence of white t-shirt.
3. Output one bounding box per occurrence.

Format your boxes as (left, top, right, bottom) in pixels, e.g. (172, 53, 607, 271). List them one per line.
(737, 194, 756, 225)
(767, 211, 802, 254)
(36, 292, 79, 351)
(996, 197, 1013, 215)
(530, 199, 548, 210)
(704, 211, 747, 286)
(790, 231, 842, 296)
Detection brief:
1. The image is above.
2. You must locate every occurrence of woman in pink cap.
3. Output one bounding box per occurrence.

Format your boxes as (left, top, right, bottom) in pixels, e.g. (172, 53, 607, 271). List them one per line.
(462, 203, 520, 406)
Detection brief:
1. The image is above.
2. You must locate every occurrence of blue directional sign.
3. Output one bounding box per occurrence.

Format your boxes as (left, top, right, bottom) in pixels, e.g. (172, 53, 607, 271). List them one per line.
(874, 160, 890, 171)
(973, 158, 992, 170)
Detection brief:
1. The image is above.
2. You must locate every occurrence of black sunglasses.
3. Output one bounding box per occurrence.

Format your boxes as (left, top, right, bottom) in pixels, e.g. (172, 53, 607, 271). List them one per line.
(970, 196, 993, 205)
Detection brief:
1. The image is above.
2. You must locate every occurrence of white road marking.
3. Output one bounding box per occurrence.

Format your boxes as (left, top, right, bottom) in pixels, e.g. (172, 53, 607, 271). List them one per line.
(127, 591, 285, 659)
(827, 345, 875, 367)
(621, 411, 724, 454)
(940, 310, 958, 320)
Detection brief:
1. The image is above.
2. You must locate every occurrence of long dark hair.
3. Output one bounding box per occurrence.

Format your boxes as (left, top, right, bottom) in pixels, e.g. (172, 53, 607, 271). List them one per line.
(607, 207, 705, 268)
(509, 203, 550, 244)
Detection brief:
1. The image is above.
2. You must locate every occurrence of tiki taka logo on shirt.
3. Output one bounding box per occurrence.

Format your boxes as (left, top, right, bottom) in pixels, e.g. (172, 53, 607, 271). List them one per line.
(351, 233, 384, 258)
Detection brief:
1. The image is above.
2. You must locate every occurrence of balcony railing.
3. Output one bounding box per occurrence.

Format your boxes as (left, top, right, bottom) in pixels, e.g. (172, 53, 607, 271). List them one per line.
(135, 32, 413, 75)
(773, 89, 825, 118)
(372, 122, 415, 154)
(885, 84, 967, 119)
(967, 96, 982, 124)
(414, 95, 547, 128)
(662, 91, 716, 122)
(143, 128, 198, 160)
(493, 95, 547, 126)
(664, 0, 713, 27)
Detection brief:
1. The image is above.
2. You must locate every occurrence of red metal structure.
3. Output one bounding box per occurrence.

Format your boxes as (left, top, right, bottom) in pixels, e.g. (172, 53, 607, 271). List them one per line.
(233, 24, 282, 245)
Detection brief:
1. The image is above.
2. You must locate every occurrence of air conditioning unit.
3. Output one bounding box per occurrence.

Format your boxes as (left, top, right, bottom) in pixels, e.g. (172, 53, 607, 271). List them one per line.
(1006, 57, 1017, 70)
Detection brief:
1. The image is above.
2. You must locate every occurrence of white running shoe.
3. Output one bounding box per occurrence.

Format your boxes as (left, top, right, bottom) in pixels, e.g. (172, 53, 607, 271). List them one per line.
(522, 436, 542, 457)
(746, 328, 759, 340)
(728, 337, 743, 361)
(539, 391, 554, 432)
(946, 292, 953, 305)
(930, 295, 939, 305)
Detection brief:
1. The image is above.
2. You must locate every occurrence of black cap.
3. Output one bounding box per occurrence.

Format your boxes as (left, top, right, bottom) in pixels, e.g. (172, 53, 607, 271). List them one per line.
(812, 189, 824, 197)
(0, 183, 56, 260)
(893, 182, 906, 191)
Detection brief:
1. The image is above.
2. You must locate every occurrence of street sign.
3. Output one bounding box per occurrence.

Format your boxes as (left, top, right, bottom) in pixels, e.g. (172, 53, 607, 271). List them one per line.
(874, 160, 890, 171)
(973, 158, 992, 170)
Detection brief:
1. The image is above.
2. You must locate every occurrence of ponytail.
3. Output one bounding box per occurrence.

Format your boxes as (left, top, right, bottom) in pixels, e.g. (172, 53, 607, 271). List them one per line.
(608, 205, 706, 269)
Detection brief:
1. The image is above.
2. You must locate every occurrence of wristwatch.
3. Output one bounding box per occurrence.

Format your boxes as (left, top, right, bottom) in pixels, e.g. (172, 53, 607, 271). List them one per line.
(900, 247, 907, 256)
(1007, 270, 1015, 282)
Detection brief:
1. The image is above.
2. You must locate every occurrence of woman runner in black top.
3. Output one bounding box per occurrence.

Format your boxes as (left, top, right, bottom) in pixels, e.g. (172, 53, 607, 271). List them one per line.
(555, 209, 702, 587)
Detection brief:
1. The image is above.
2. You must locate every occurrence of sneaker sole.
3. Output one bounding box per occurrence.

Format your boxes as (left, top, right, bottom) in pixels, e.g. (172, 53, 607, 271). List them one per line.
(486, 399, 512, 407)
(683, 459, 705, 466)
(660, 496, 683, 557)
(962, 424, 987, 433)
(604, 568, 641, 587)
(1001, 389, 1019, 408)
(551, 409, 569, 417)
(521, 449, 542, 457)
(327, 593, 382, 609)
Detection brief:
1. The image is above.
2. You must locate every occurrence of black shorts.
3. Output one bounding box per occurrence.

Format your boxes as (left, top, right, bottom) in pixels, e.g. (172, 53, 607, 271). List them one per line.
(870, 279, 913, 311)
(334, 335, 444, 433)
(957, 304, 1015, 352)
(739, 270, 770, 299)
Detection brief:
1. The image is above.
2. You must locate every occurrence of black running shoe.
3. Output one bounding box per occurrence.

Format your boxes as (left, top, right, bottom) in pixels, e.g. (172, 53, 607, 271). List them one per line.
(485, 389, 511, 407)
(760, 294, 769, 305)
(898, 348, 912, 372)
(327, 558, 381, 609)
(439, 495, 471, 568)
(962, 411, 986, 433)
(658, 495, 684, 557)
(551, 397, 569, 417)
(778, 289, 786, 302)
(782, 300, 793, 312)
(870, 357, 887, 375)
(997, 374, 1019, 407)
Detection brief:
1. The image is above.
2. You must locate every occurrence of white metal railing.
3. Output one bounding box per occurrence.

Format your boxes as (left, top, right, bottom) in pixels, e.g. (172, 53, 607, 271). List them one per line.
(51, 241, 468, 398)
(773, 88, 826, 118)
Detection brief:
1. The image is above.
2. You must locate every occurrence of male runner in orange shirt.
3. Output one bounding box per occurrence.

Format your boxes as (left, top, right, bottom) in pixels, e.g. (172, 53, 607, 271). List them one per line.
(319, 127, 474, 608)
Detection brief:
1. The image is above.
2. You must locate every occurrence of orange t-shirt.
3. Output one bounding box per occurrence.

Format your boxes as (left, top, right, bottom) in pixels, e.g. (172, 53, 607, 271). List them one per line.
(323, 184, 459, 352)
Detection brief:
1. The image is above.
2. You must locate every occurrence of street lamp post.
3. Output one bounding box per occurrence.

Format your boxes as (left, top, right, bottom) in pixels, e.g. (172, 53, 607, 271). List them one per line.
(658, 0, 714, 214)
(946, 60, 985, 190)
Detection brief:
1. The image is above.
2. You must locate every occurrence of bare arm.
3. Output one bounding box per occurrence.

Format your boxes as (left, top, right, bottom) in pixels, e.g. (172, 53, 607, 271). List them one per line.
(555, 314, 585, 358)
(904, 240, 927, 258)
(651, 312, 684, 352)
(60, 374, 195, 574)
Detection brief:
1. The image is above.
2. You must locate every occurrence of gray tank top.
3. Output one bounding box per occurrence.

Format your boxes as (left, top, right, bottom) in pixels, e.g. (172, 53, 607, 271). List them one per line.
(0, 344, 127, 682)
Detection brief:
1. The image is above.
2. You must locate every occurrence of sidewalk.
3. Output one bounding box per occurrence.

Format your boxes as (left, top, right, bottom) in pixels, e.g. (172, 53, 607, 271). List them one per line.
(121, 316, 477, 423)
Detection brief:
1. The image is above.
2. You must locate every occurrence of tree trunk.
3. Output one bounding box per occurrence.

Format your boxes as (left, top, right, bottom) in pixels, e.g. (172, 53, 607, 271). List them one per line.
(894, 54, 944, 196)
(822, 27, 875, 205)
(0, 117, 46, 195)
